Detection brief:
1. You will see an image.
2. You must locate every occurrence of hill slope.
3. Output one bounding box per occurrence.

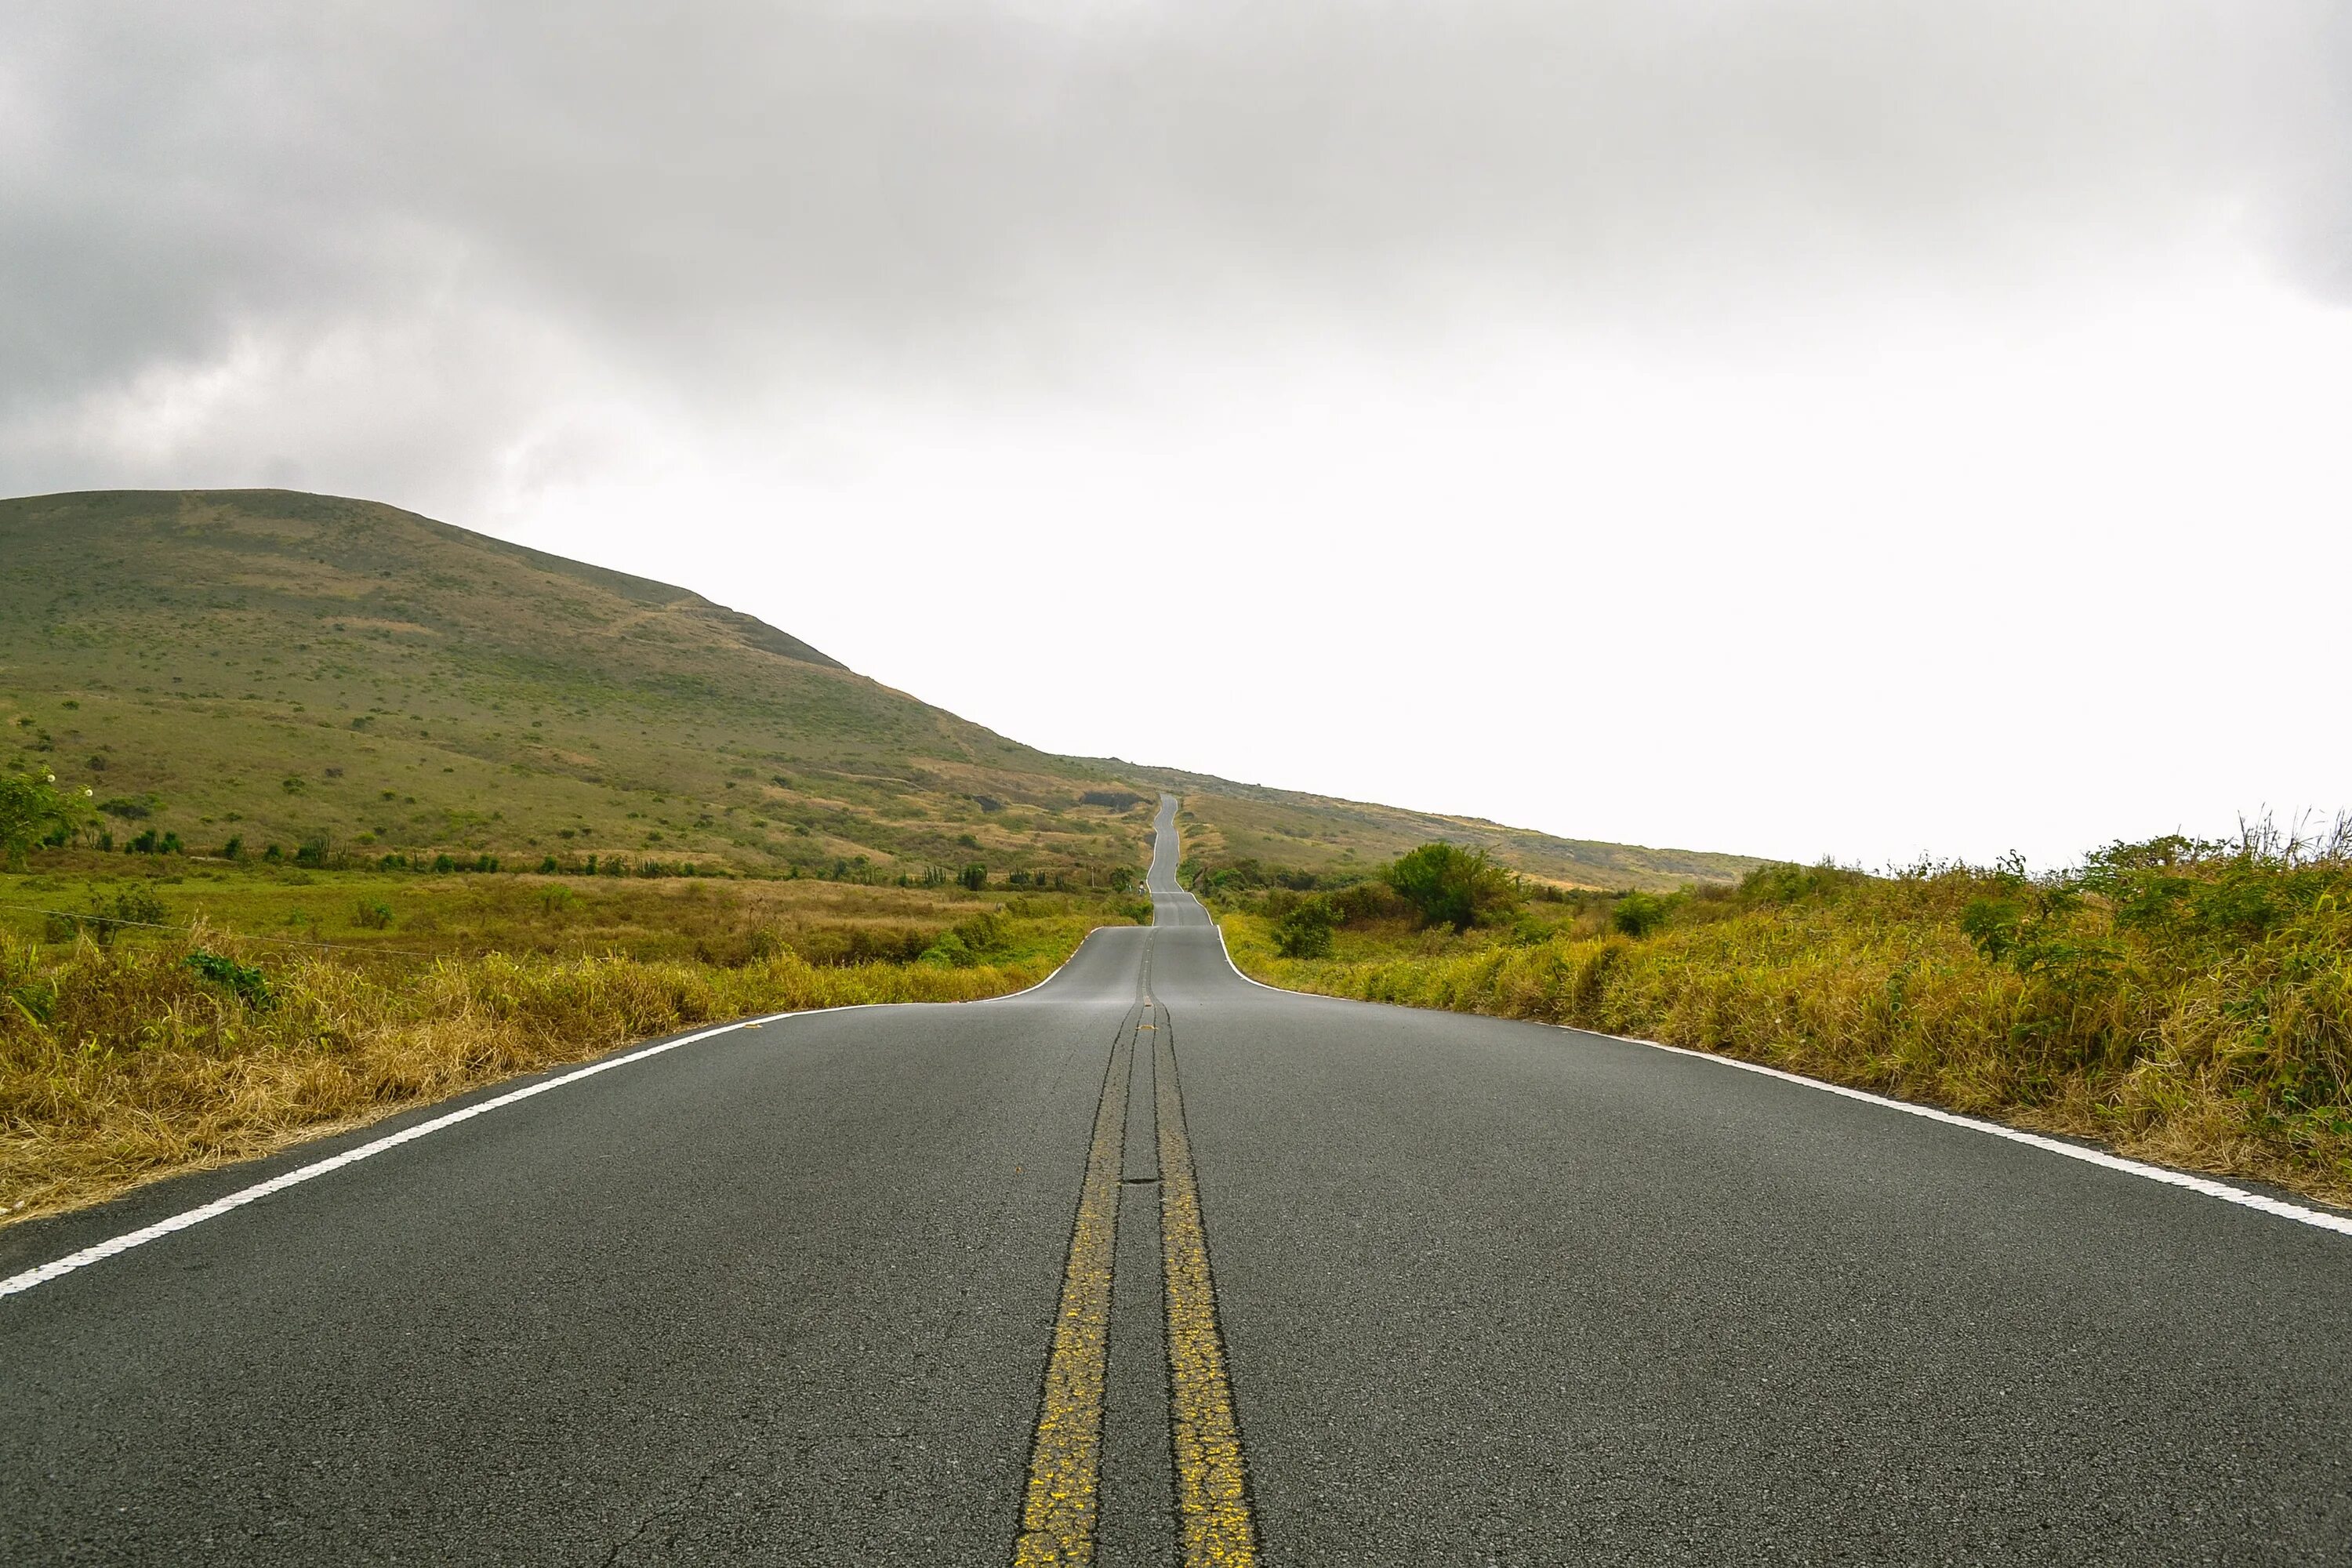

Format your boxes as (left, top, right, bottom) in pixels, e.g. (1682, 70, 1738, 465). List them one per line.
(1130, 764, 1763, 891)
(1, 489, 1757, 889)
(0, 490, 1158, 880)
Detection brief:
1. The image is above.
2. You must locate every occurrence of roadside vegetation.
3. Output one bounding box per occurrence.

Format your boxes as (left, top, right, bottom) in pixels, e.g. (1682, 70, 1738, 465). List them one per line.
(1, 764, 1149, 1226)
(1196, 822, 2352, 1208)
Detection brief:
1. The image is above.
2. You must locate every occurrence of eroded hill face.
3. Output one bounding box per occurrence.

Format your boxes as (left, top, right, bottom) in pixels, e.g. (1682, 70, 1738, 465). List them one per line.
(0, 490, 1157, 880)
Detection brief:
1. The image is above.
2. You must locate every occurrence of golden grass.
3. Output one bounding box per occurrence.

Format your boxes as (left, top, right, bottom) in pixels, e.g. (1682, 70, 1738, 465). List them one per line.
(1, 908, 1114, 1227)
(1218, 873, 2352, 1209)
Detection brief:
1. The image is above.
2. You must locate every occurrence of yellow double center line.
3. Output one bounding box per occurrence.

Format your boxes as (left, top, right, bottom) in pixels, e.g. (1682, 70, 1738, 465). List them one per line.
(1013, 1000, 1260, 1566)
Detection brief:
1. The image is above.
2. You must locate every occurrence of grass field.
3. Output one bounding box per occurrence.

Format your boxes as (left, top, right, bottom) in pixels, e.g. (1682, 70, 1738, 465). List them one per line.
(1200, 824, 2352, 1207)
(1, 864, 1147, 1226)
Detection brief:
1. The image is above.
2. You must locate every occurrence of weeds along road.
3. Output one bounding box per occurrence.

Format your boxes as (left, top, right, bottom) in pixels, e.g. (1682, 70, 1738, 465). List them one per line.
(5, 795, 2352, 1563)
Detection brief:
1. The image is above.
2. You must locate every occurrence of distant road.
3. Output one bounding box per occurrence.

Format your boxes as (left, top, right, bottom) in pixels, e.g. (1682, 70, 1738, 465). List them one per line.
(5, 796, 2350, 1563)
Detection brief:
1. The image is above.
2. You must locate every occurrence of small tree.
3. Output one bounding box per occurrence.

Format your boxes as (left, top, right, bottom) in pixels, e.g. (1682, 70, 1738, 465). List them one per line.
(959, 862, 989, 891)
(0, 770, 93, 869)
(1387, 842, 1519, 933)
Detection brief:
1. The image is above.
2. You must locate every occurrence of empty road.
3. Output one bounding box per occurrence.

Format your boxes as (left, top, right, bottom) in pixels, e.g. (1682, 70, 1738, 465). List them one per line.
(5, 795, 2350, 1563)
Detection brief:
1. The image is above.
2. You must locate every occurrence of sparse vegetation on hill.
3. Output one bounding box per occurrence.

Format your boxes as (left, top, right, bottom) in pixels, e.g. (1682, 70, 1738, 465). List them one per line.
(1207, 823, 2352, 1207)
(0, 490, 1161, 886)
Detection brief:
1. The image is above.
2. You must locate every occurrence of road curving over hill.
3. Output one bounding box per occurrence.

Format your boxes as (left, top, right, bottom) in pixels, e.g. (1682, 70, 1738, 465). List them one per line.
(5, 796, 2350, 1563)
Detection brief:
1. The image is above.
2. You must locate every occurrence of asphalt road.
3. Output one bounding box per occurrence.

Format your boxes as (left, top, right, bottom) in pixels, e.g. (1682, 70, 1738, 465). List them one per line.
(5, 795, 2350, 1564)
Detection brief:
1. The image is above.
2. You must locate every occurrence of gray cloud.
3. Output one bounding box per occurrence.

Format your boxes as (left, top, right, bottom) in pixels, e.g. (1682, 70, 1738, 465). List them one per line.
(3, 0, 2345, 494)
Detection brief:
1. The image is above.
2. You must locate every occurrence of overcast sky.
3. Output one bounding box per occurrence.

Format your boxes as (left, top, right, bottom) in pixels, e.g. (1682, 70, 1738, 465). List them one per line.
(5, 2, 2347, 868)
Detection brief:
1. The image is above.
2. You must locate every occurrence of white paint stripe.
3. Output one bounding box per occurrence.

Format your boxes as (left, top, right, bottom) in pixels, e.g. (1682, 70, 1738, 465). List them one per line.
(1201, 941, 2352, 1242)
(0, 1010, 822, 1301)
(2, 934, 1120, 1302)
(966, 924, 1120, 1004)
(1207, 913, 1305, 996)
(1581, 1029, 2352, 1238)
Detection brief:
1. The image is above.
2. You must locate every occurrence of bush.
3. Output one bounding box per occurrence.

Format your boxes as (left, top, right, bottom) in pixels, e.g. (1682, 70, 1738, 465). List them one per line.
(920, 931, 976, 967)
(353, 899, 394, 930)
(1737, 862, 1867, 906)
(1388, 843, 1519, 933)
(1, 771, 93, 869)
(1330, 880, 1415, 925)
(1273, 898, 1337, 958)
(47, 887, 172, 946)
(1611, 891, 1679, 937)
(184, 950, 271, 1007)
(959, 862, 988, 891)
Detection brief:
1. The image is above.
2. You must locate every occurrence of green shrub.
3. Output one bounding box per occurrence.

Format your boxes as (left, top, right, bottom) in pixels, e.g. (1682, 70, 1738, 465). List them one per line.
(1388, 842, 1519, 933)
(959, 862, 989, 891)
(1611, 891, 1678, 937)
(0, 771, 93, 869)
(353, 899, 394, 930)
(183, 949, 271, 1007)
(1736, 862, 1867, 906)
(920, 931, 975, 967)
(1274, 898, 1336, 958)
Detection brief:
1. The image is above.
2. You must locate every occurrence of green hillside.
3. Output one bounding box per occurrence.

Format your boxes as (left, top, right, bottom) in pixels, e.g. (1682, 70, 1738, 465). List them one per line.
(0, 490, 1156, 882)
(1, 488, 1755, 891)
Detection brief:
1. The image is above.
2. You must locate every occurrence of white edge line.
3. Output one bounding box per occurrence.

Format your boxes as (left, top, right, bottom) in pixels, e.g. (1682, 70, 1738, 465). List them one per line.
(1210, 911, 1294, 996)
(3, 932, 1118, 1302)
(1205, 931, 2352, 1242)
(1585, 1029, 2352, 1238)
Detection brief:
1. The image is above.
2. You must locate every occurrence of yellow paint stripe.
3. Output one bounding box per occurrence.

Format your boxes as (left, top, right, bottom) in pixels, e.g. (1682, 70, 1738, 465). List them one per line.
(1013, 1024, 1134, 1566)
(1155, 1024, 1261, 1566)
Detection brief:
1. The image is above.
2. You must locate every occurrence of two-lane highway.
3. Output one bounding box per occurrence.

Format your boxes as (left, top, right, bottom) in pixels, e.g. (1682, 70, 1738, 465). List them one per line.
(5, 794, 2350, 1563)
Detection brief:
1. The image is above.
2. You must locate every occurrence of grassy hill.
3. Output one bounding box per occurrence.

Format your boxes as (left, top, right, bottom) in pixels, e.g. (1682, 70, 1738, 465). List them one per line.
(1, 488, 1755, 891)
(0, 490, 1160, 884)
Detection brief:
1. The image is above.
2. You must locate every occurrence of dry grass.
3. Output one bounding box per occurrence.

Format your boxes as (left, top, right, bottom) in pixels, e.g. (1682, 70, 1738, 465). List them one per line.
(1214, 832, 2352, 1208)
(1, 904, 1120, 1227)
